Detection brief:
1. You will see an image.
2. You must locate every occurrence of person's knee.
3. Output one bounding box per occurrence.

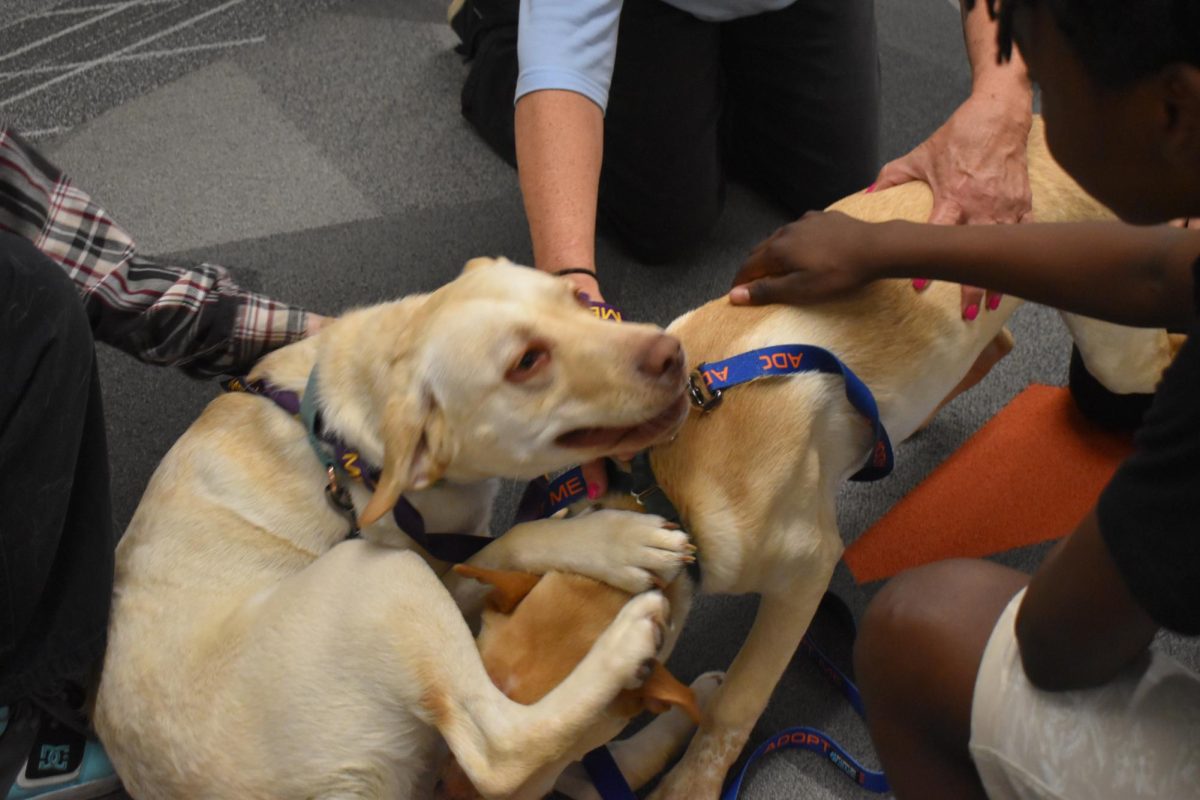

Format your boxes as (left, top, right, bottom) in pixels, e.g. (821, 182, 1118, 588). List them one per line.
(772, 149, 878, 217)
(0, 232, 93, 356)
(855, 560, 1025, 705)
(856, 563, 953, 691)
(600, 192, 722, 265)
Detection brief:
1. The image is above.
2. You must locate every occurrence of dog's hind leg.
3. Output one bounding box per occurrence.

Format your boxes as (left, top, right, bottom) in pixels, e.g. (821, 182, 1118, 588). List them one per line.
(917, 327, 1015, 431)
(1059, 312, 1178, 395)
(649, 544, 842, 800)
(553, 672, 725, 800)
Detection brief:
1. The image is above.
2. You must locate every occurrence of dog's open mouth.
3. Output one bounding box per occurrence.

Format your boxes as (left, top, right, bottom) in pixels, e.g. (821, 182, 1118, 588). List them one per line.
(555, 393, 689, 451)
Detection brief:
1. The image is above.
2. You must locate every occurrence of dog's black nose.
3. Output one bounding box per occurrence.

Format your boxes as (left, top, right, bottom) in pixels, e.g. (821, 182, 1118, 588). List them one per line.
(638, 334, 684, 380)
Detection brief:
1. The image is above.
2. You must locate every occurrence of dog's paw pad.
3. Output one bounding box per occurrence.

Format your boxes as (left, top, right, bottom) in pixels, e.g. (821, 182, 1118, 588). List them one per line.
(604, 591, 669, 687)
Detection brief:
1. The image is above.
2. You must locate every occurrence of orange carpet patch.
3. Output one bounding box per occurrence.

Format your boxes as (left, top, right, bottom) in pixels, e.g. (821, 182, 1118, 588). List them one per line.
(843, 384, 1135, 584)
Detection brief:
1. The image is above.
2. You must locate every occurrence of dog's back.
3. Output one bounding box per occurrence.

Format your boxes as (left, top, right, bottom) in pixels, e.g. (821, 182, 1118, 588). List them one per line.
(650, 118, 1115, 595)
(634, 117, 1180, 798)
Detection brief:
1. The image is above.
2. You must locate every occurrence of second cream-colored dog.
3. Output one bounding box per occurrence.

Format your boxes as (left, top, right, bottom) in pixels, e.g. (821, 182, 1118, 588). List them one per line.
(550, 118, 1181, 799)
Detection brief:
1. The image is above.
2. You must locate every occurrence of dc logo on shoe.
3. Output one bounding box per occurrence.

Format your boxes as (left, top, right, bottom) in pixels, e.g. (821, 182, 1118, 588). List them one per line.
(37, 744, 71, 774)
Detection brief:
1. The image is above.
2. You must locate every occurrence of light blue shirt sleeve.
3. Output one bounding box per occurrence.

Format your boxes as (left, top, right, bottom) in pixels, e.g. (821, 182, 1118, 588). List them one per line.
(516, 0, 624, 113)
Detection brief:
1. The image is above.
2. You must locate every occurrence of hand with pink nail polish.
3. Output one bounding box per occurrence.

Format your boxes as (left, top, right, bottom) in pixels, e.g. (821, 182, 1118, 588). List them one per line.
(911, 279, 1005, 321)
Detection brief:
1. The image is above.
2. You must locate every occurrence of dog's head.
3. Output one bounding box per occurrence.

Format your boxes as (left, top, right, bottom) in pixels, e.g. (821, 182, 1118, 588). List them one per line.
(315, 257, 690, 526)
(435, 565, 697, 800)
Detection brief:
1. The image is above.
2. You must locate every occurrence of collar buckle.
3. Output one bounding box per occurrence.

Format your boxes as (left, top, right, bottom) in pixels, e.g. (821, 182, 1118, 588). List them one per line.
(687, 371, 723, 412)
(325, 465, 360, 537)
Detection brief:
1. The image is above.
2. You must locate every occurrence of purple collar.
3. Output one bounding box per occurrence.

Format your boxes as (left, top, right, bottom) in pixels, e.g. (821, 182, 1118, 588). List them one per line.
(221, 375, 492, 562)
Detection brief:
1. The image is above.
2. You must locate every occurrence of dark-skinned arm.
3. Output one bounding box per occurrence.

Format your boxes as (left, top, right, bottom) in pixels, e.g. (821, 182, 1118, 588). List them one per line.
(731, 213, 1199, 331)
(1015, 511, 1159, 691)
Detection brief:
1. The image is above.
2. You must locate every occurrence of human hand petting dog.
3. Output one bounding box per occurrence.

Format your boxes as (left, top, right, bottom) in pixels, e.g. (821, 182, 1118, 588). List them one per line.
(729, 210, 1008, 313)
(730, 211, 886, 306)
(867, 91, 1032, 319)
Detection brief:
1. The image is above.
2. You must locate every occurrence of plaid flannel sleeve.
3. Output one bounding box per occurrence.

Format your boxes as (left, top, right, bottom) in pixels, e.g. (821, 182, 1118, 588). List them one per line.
(0, 128, 311, 378)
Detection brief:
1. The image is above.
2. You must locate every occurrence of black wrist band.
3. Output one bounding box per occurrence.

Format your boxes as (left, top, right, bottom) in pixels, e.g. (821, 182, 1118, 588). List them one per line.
(552, 268, 598, 279)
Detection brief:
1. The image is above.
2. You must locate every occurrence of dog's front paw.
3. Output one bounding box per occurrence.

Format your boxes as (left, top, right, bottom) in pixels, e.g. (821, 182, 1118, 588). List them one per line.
(575, 510, 695, 593)
(597, 591, 670, 689)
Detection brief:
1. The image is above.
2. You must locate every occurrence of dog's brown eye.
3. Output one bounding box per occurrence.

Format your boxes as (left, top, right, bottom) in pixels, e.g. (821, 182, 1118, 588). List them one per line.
(506, 344, 550, 382)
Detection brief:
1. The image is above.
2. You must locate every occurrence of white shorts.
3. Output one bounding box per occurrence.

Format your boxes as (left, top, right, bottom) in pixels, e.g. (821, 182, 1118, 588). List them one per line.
(969, 589, 1200, 800)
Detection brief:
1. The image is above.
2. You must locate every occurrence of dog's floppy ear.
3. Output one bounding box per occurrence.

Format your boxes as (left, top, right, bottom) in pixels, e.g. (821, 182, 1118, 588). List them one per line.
(619, 661, 701, 724)
(461, 256, 512, 274)
(453, 565, 542, 613)
(359, 392, 450, 528)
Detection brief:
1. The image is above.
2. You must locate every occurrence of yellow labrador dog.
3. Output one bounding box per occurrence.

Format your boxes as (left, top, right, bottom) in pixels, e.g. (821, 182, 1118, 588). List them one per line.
(561, 118, 1179, 799)
(92, 261, 702, 800)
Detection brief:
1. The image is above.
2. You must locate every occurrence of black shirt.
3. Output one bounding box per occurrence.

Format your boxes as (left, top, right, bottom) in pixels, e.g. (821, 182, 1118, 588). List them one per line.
(1098, 258, 1200, 635)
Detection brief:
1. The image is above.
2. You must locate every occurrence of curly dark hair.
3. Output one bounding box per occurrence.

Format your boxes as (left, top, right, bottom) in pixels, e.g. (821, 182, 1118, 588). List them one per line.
(966, 0, 1200, 88)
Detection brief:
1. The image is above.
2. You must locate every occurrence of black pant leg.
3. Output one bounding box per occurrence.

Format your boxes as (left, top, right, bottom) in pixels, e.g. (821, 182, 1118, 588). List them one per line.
(459, 0, 521, 168)
(0, 233, 114, 705)
(721, 0, 881, 216)
(597, 0, 724, 264)
(458, 0, 723, 264)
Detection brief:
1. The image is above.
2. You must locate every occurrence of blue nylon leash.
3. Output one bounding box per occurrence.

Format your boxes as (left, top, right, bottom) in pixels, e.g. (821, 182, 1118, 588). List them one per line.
(518, 342, 896, 523)
(522, 301, 895, 516)
(690, 344, 893, 481)
(582, 746, 637, 800)
(582, 607, 888, 798)
(513, 466, 588, 522)
(719, 627, 889, 797)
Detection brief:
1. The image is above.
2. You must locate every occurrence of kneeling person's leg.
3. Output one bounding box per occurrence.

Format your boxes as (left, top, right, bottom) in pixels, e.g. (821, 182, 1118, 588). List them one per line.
(722, 0, 880, 216)
(854, 559, 1026, 800)
(598, 0, 724, 264)
(0, 233, 116, 793)
(0, 233, 114, 706)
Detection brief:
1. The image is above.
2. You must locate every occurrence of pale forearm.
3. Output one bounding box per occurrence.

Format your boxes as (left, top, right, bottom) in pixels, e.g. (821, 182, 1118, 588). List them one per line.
(872, 221, 1199, 329)
(961, 0, 1032, 107)
(515, 90, 604, 283)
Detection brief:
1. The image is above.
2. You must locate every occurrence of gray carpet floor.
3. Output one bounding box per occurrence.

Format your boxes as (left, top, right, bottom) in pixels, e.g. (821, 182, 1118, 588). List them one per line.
(2, 1, 1195, 798)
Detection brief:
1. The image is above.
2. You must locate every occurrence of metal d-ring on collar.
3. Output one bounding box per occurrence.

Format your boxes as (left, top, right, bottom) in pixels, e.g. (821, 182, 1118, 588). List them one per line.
(687, 371, 723, 411)
(299, 368, 361, 537)
(220, 372, 361, 536)
(225, 371, 498, 561)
